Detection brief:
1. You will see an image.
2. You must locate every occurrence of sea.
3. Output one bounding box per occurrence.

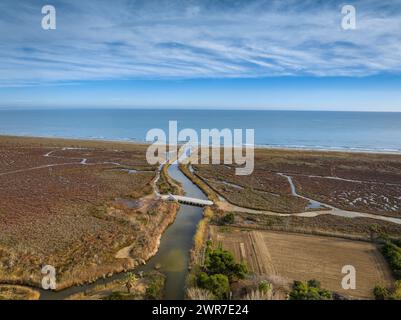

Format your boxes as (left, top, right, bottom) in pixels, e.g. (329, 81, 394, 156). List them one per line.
(0, 109, 401, 153)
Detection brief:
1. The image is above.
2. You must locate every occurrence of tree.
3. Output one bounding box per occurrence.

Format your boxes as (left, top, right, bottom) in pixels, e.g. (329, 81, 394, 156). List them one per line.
(208, 274, 230, 299)
(196, 272, 229, 299)
(206, 248, 247, 281)
(381, 241, 401, 279)
(197, 272, 210, 288)
(125, 272, 137, 294)
(289, 280, 332, 300)
(307, 279, 321, 288)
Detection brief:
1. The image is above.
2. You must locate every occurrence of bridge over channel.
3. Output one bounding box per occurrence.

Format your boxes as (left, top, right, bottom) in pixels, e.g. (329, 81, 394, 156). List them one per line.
(160, 194, 214, 207)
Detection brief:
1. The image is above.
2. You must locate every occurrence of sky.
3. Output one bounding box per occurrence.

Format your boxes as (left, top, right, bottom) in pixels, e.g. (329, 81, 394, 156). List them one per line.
(0, 0, 401, 111)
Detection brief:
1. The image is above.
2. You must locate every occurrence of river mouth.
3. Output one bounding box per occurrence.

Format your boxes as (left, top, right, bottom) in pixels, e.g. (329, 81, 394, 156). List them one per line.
(39, 163, 207, 300)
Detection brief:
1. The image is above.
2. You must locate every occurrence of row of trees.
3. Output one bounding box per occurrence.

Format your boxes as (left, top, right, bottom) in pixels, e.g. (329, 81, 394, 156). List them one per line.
(381, 239, 401, 279)
(374, 239, 401, 300)
(289, 279, 332, 300)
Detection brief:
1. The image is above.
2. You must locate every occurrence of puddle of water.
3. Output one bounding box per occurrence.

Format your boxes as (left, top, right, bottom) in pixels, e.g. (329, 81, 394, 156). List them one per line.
(306, 200, 325, 210)
(279, 173, 325, 210)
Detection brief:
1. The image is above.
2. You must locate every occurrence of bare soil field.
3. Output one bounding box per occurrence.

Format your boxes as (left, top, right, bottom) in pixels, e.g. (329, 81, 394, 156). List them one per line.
(193, 148, 401, 217)
(0, 136, 177, 291)
(210, 226, 394, 299)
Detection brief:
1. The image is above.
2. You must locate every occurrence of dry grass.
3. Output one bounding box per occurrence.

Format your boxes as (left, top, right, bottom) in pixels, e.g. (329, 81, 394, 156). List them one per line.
(191, 207, 214, 265)
(215, 210, 401, 241)
(179, 164, 219, 202)
(67, 271, 165, 300)
(193, 165, 308, 213)
(0, 285, 40, 300)
(186, 287, 214, 300)
(0, 136, 177, 290)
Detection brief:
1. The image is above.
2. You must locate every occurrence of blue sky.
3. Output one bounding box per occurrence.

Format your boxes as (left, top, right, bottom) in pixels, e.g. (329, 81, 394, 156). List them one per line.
(1, 0, 401, 111)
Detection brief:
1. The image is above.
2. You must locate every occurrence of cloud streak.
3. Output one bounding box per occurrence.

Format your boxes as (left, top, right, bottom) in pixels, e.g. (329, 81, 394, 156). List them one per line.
(1, 0, 401, 86)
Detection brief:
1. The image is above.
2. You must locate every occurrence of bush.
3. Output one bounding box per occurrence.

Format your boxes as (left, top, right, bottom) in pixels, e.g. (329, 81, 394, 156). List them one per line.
(196, 272, 229, 299)
(258, 281, 272, 294)
(145, 272, 166, 300)
(392, 280, 401, 299)
(289, 280, 332, 300)
(374, 280, 401, 300)
(381, 241, 401, 279)
(197, 272, 210, 288)
(222, 213, 235, 225)
(373, 285, 390, 300)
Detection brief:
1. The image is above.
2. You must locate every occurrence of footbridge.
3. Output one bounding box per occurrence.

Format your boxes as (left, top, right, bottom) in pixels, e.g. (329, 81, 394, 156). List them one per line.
(161, 194, 214, 207)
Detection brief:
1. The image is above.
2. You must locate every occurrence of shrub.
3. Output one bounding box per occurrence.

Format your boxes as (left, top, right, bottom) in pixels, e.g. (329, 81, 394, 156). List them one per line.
(373, 285, 390, 300)
(196, 272, 229, 299)
(374, 281, 401, 300)
(222, 213, 235, 225)
(258, 281, 272, 294)
(381, 241, 401, 279)
(289, 280, 332, 300)
(145, 272, 165, 300)
(392, 280, 401, 300)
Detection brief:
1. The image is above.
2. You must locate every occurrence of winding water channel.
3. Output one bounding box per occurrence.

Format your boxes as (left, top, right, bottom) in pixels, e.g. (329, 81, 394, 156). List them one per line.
(39, 163, 207, 300)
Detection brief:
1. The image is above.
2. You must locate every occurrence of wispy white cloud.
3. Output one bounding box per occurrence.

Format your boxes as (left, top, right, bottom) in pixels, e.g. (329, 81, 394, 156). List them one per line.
(1, 0, 401, 86)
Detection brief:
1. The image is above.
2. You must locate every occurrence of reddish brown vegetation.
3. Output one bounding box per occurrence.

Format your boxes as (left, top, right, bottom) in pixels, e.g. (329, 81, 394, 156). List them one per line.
(194, 149, 401, 216)
(0, 137, 176, 290)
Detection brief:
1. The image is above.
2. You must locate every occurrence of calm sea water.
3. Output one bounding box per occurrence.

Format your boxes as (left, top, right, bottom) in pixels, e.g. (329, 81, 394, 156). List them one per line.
(0, 109, 401, 152)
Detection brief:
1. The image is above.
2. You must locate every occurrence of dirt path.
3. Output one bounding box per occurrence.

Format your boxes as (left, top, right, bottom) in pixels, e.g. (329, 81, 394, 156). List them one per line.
(291, 172, 401, 187)
(0, 162, 81, 176)
(0, 148, 127, 176)
(215, 173, 401, 225)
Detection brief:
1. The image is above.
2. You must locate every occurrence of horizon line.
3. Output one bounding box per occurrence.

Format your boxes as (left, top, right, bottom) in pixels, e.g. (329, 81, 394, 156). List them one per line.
(1, 106, 401, 113)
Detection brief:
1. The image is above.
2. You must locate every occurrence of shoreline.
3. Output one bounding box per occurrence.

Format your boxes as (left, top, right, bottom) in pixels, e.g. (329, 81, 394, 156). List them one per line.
(1, 134, 401, 156)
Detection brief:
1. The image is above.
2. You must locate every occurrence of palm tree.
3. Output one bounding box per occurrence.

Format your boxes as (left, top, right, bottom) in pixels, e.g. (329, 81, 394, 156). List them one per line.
(125, 272, 138, 294)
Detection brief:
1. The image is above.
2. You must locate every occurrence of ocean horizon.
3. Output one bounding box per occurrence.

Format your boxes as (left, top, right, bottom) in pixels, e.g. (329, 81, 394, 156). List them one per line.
(1, 109, 401, 153)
